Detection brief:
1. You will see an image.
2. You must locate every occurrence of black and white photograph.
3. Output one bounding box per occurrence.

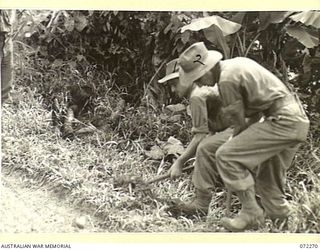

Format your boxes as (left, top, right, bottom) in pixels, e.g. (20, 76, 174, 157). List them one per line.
(1, 6, 320, 240)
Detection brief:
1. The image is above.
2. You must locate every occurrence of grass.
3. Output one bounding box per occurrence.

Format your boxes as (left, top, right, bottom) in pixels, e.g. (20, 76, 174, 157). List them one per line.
(1, 87, 203, 232)
(2, 85, 320, 233)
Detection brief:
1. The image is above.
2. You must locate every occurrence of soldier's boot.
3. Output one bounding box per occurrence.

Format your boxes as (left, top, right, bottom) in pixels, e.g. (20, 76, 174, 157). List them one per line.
(178, 189, 212, 216)
(268, 207, 293, 231)
(220, 187, 265, 232)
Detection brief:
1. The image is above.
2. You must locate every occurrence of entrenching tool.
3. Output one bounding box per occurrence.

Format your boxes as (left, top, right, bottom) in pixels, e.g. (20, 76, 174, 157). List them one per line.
(113, 164, 232, 216)
(113, 165, 195, 189)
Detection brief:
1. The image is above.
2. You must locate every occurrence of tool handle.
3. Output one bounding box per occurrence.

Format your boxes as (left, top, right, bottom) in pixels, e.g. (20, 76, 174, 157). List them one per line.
(146, 165, 194, 184)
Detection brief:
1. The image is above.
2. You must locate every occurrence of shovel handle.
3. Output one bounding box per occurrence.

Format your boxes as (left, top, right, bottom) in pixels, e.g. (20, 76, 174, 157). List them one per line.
(146, 165, 194, 184)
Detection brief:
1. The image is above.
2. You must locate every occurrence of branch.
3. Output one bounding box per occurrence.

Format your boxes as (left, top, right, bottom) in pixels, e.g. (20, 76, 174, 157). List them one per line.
(143, 60, 167, 99)
(244, 32, 261, 57)
(236, 33, 244, 56)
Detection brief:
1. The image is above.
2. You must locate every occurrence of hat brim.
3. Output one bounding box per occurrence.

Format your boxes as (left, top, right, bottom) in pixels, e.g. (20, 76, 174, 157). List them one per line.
(179, 50, 222, 88)
(158, 72, 179, 84)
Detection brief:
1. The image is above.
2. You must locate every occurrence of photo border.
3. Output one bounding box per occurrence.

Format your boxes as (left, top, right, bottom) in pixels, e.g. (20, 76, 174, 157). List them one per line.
(1, 0, 319, 246)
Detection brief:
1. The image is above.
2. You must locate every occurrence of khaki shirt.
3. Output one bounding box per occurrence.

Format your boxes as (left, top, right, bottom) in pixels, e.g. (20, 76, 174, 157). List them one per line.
(218, 57, 291, 118)
(189, 85, 230, 134)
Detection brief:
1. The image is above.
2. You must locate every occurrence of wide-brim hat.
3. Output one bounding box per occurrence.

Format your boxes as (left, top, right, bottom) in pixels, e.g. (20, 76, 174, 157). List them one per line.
(158, 58, 179, 84)
(178, 42, 223, 88)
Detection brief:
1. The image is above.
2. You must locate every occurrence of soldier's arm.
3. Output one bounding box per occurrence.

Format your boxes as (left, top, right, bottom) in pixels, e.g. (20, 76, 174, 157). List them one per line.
(222, 100, 247, 137)
(218, 81, 247, 137)
(175, 133, 207, 165)
(168, 94, 209, 178)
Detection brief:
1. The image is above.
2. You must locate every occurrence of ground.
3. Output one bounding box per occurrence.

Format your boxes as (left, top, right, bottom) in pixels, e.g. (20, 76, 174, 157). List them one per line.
(0, 172, 103, 233)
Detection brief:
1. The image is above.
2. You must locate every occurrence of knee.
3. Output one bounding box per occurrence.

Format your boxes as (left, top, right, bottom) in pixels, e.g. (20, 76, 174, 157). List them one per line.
(196, 140, 219, 158)
(196, 140, 209, 157)
(215, 145, 228, 163)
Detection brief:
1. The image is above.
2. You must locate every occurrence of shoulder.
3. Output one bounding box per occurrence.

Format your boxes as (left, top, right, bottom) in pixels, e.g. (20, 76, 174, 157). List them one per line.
(220, 57, 262, 83)
(220, 57, 258, 70)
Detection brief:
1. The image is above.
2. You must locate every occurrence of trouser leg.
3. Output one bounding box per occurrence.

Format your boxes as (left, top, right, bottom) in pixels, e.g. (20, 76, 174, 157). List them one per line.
(255, 145, 299, 219)
(215, 118, 308, 192)
(192, 128, 232, 192)
(173, 128, 232, 216)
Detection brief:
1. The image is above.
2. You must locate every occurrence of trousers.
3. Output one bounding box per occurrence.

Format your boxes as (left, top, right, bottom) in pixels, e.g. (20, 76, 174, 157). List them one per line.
(215, 95, 309, 217)
(192, 128, 233, 191)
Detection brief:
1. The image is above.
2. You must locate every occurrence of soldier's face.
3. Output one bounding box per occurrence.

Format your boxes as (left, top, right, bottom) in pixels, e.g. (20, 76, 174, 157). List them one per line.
(196, 69, 215, 86)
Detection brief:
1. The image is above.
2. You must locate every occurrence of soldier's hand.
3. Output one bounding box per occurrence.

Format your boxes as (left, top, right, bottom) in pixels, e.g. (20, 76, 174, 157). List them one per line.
(169, 160, 183, 179)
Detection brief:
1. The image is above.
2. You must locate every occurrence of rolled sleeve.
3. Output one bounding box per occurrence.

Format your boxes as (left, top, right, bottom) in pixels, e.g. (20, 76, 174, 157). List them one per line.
(190, 96, 209, 134)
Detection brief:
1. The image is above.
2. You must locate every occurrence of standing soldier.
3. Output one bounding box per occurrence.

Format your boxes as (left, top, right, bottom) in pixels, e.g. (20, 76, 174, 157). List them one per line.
(178, 42, 310, 231)
(0, 9, 14, 104)
(158, 58, 233, 216)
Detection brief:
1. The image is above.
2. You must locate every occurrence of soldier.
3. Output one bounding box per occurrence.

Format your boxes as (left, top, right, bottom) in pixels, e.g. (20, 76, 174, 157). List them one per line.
(158, 58, 233, 216)
(0, 9, 14, 104)
(178, 42, 310, 231)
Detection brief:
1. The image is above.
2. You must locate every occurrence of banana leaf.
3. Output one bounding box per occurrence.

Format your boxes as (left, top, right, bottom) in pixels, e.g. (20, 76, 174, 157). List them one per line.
(286, 26, 319, 48)
(289, 11, 320, 29)
(181, 15, 241, 36)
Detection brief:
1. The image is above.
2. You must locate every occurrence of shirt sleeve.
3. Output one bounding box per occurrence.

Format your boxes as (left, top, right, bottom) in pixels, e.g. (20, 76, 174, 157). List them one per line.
(206, 94, 231, 132)
(218, 81, 245, 117)
(190, 95, 209, 134)
(218, 81, 246, 135)
(218, 81, 242, 107)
